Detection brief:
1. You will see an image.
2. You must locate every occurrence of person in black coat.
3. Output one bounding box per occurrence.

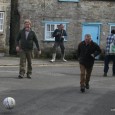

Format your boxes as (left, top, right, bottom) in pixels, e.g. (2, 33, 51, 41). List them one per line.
(78, 34, 101, 92)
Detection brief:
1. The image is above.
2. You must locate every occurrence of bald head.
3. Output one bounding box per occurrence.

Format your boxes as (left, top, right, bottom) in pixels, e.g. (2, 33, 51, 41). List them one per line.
(84, 34, 91, 44)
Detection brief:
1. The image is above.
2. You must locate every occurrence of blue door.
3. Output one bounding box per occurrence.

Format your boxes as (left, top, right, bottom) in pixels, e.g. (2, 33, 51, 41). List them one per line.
(82, 25, 100, 45)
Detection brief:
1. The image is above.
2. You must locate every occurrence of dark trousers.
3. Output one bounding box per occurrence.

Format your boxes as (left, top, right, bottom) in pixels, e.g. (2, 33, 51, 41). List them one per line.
(19, 50, 32, 75)
(52, 42, 65, 55)
(104, 55, 115, 74)
(80, 64, 93, 86)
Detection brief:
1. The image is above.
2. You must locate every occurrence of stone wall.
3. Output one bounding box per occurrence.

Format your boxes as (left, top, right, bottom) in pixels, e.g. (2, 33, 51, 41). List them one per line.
(17, 0, 115, 59)
(0, 0, 11, 55)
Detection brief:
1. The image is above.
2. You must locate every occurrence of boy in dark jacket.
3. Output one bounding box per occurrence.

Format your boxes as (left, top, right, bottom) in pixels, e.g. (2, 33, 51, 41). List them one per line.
(78, 34, 101, 92)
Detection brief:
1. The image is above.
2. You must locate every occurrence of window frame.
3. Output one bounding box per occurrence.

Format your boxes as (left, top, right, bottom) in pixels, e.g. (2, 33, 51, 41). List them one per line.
(58, 0, 79, 2)
(43, 21, 69, 41)
(0, 12, 4, 32)
(108, 23, 115, 34)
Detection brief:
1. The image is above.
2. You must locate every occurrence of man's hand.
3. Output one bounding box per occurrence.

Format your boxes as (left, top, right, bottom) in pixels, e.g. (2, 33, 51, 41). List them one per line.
(91, 54, 94, 58)
(61, 36, 64, 38)
(38, 50, 41, 55)
(16, 46, 20, 52)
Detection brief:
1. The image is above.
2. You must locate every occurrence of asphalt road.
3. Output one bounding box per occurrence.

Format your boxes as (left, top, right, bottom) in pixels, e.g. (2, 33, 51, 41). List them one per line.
(0, 64, 115, 115)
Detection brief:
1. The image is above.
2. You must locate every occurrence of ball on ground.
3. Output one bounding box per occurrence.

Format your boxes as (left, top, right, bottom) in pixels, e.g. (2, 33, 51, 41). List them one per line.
(3, 97, 16, 109)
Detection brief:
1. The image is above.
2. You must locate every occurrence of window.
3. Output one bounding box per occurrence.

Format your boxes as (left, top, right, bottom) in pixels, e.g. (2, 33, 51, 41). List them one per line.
(108, 23, 115, 33)
(58, 0, 79, 2)
(45, 24, 57, 41)
(0, 12, 4, 32)
(43, 21, 69, 41)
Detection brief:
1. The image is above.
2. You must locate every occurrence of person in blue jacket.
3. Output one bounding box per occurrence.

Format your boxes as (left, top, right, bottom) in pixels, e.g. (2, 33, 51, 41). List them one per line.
(50, 24, 67, 62)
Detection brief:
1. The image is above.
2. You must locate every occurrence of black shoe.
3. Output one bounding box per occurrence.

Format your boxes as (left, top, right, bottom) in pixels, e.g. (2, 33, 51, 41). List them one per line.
(85, 83, 89, 89)
(18, 75, 23, 79)
(27, 74, 31, 79)
(103, 73, 107, 77)
(113, 74, 115, 77)
(80, 86, 85, 93)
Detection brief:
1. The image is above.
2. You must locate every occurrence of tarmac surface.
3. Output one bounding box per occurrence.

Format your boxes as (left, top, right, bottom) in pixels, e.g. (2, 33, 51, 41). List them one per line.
(0, 57, 114, 115)
(0, 56, 104, 66)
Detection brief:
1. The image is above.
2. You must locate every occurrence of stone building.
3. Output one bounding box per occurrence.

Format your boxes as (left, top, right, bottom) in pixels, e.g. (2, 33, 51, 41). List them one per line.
(10, 0, 115, 59)
(0, 0, 11, 56)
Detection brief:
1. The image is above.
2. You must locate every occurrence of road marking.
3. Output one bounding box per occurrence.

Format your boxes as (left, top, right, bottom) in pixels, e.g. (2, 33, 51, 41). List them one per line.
(0, 70, 18, 73)
(0, 66, 18, 67)
(111, 108, 115, 111)
(0, 63, 112, 68)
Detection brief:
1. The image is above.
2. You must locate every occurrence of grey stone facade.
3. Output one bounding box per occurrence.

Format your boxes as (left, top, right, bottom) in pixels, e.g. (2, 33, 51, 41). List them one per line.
(0, 0, 11, 55)
(17, 0, 115, 58)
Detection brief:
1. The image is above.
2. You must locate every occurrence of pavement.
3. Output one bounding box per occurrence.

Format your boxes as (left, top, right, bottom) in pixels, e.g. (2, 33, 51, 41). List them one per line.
(0, 56, 104, 66)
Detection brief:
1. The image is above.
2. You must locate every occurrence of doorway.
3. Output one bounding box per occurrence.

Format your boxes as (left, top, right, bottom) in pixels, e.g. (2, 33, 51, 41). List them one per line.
(82, 23, 101, 45)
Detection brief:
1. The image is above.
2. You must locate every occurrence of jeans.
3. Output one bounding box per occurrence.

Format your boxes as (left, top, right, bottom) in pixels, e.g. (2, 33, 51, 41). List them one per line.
(52, 42, 65, 55)
(104, 55, 115, 74)
(19, 50, 32, 75)
(80, 64, 93, 86)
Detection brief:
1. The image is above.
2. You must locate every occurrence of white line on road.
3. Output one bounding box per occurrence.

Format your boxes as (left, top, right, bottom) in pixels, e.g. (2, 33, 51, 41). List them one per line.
(0, 70, 18, 73)
(111, 108, 115, 111)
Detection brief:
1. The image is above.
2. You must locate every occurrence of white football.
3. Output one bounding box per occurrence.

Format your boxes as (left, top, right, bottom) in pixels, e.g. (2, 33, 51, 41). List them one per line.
(3, 97, 16, 109)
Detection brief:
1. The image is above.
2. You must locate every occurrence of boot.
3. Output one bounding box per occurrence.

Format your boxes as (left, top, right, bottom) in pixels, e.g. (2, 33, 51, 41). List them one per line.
(85, 83, 89, 89)
(50, 53, 56, 62)
(62, 58, 67, 62)
(103, 73, 107, 77)
(80, 85, 85, 93)
(61, 54, 67, 62)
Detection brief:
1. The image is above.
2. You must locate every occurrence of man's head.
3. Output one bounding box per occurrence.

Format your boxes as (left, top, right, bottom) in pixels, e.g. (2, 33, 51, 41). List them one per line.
(60, 24, 64, 30)
(57, 25, 60, 29)
(24, 19, 31, 31)
(84, 34, 92, 44)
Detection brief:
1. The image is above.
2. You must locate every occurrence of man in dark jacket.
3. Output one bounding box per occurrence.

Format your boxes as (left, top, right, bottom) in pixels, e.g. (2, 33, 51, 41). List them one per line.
(78, 34, 101, 92)
(50, 24, 67, 62)
(16, 19, 41, 79)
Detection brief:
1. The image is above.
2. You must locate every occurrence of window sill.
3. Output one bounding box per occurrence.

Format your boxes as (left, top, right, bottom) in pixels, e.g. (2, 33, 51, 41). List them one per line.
(58, 0, 79, 2)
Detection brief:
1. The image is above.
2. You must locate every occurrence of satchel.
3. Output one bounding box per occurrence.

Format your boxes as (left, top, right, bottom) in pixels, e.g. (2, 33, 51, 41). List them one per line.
(109, 42, 115, 53)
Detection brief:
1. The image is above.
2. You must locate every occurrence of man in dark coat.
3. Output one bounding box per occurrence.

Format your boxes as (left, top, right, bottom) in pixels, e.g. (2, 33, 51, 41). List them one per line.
(50, 24, 67, 62)
(16, 19, 41, 79)
(78, 34, 101, 92)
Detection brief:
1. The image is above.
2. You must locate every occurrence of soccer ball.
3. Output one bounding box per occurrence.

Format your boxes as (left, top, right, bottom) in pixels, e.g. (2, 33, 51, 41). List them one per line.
(3, 97, 16, 109)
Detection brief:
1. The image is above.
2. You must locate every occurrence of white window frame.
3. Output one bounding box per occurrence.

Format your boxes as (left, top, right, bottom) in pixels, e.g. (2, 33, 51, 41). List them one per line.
(58, 0, 79, 2)
(0, 12, 4, 32)
(43, 21, 69, 41)
(109, 23, 115, 33)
